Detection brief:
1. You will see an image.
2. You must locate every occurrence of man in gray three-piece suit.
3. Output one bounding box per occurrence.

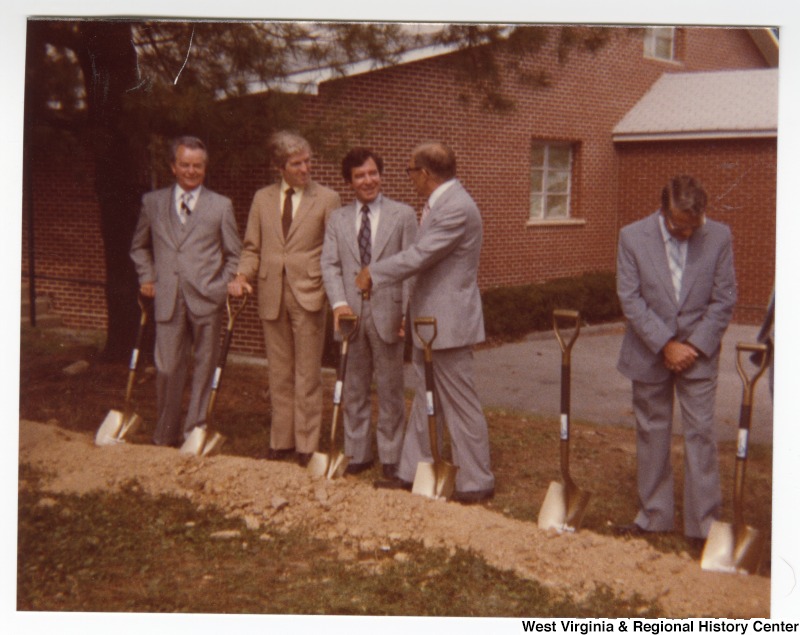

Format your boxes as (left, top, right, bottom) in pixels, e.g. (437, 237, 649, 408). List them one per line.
(321, 148, 417, 478)
(616, 175, 736, 540)
(356, 142, 495, 503)
(130, 136, 242, 447)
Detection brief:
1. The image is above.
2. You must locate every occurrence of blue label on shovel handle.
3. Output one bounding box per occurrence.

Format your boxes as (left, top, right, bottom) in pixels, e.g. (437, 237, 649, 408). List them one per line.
(212, 367, 222, 390)
(333, 380, 343, 405)
(737, 429, 749, 459)
(560, 414, 569, 440)
(426, 391, 434, 416)
(129, 349, 139, 371)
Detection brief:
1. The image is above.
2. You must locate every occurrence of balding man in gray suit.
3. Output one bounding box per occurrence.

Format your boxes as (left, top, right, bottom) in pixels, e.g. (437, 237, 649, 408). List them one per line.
(616, 175, 736, 541)
(356, 142, 495, 503)
(130, 136, 242, 447)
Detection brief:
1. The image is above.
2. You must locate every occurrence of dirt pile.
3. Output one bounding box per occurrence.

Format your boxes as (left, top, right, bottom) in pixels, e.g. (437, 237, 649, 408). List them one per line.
(18, 419, 770, 617)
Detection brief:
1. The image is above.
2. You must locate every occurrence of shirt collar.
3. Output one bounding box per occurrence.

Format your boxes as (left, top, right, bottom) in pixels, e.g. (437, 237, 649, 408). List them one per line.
(428, 179, 456, 209)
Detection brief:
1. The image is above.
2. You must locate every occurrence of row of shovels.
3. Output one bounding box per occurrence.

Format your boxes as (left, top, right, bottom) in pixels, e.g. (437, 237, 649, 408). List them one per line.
(95, 298, 771, 574)
(95, 293, 249, 456)
(537, 309, 772, 576)
(93, 298, 454, 499)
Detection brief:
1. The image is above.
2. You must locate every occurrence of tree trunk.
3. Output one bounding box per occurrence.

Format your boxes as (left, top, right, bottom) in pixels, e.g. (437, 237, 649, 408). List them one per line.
(76, 22, 145, 361)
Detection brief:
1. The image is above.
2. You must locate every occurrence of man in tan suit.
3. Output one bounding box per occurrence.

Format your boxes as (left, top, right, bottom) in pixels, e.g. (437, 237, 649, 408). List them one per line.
(232, 131, 341, 465)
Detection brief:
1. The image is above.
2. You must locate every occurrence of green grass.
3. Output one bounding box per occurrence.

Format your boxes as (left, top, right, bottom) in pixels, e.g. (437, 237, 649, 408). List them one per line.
(17, 464, 662, 616)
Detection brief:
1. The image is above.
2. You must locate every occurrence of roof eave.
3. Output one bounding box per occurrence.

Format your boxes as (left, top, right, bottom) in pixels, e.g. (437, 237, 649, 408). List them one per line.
(613, 129, 778, 142)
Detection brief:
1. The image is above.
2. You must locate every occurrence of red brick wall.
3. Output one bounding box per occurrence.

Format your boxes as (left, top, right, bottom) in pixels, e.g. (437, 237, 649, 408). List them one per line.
(22, 26, 772, 353)
(616, 138, 777, 324)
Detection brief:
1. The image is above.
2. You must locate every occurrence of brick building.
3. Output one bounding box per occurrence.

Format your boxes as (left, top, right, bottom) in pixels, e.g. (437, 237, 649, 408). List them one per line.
(21, 25, 778, 355)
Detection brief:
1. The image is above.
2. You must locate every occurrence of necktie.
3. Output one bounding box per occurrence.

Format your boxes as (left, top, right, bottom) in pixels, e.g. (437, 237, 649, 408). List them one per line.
(420, 201, 431, 225)
(667, 237, 683, 301)
(179, 192, 192, 225)
(358, 205, 371, 266)
(282, 188, 295, 238)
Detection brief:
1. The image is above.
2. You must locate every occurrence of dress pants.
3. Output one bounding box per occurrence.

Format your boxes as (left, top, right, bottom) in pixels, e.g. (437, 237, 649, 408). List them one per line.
(262, 278, 326, 454)
(632, 374, 722, 538)
(153, 293, 222, 446)
(341, 299, 405, 465)
(396, 345, 495, 493)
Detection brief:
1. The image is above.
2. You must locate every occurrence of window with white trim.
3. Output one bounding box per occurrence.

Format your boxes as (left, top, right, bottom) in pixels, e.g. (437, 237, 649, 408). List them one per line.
(529, 142, 572, 221)
(643, 27, 676, 61)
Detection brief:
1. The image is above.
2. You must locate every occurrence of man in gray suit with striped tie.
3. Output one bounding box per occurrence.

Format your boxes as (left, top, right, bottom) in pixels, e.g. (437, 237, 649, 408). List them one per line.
(615, 175, 736, 541)
(321, 148, 417, 478)
(130, 136, 242, 447)
(356, 142, 495, 503)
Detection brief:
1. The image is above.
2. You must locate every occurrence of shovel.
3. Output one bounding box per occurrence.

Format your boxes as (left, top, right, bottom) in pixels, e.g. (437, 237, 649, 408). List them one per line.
(538, 309, 592, 532)
(180, 293, 249, 457)
(701, 341, 770, 574)
(308, 314, 358, 479)
(95, 295, 150, 446)
(411, 317, 458, 500)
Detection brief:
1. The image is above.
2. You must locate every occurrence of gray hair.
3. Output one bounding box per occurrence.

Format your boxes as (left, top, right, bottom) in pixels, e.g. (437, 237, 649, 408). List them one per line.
(269, 131, 311, 168)
(170, 136, 208, 163)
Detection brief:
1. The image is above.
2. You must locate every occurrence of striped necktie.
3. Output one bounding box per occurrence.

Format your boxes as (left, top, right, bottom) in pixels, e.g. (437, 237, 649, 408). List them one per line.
(358, 205, 371, 266)
(179, 192, 192, 224)
(667, 237, 684, 301)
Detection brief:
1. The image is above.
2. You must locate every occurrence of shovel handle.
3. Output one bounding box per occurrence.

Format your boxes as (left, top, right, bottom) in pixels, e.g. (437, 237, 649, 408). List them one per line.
(553, 309, 581, 359)
(414, 317, 438, 361)
(735, 342, 769, 410)
(123, 295, 152, 409)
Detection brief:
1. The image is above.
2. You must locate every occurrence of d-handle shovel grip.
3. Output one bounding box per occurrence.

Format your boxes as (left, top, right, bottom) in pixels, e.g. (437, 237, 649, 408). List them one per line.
(735, 342, 769, 407)
(553, 309, 581, 359)
(414, 317, 438, 362)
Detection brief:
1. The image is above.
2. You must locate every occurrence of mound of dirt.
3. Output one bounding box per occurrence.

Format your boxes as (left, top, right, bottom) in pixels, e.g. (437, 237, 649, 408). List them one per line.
(18, 419, 769, 617)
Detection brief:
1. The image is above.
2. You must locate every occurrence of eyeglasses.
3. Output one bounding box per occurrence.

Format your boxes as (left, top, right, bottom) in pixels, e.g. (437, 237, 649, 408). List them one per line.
(405, 167, 422, 175)
(664, 207, 705, 237)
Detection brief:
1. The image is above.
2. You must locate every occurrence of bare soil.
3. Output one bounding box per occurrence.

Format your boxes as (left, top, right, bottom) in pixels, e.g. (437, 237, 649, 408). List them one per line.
(19, 418, 770, 618)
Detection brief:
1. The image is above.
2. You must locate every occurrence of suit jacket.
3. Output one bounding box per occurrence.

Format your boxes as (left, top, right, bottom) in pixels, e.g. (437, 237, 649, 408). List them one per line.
(369, 180, 485, 350)
(616, 210, 737, 383)
(130, 185, 241, 322)
(321, 196, 417, 344)
(238, 180, 341, 320)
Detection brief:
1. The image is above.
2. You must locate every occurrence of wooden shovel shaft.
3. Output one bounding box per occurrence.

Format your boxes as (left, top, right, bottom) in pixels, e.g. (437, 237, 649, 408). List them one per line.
(122, 297, 150, 418)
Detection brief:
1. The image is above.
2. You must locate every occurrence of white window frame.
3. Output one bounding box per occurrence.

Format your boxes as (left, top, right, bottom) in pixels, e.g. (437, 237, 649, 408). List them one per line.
(528, 141, 575, 224)
(643, 27, 676, 61)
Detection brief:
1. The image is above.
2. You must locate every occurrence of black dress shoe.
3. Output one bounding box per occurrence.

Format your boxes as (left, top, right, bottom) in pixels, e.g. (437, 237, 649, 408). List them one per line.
(451, 488, 495, 504)
(296, 452, 313, 467)
(264, 447, 295, 461)
(382, 463, 398, 479)
(344, 460, 374, 475)
(614, 523, 649, 537)
(373, 477, 412, 491)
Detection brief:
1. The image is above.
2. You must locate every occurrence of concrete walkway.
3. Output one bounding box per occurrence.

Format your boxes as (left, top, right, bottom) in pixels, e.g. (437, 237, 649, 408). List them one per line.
(406, 322, 774, 445)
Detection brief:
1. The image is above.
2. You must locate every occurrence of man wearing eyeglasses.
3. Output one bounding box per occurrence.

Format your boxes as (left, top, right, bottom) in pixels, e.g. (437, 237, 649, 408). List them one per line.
(615, 175, 737, 543)
(355, 142, 495, 504)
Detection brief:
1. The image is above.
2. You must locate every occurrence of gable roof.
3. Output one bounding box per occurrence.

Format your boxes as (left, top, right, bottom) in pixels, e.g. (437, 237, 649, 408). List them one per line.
(613, 68, 778, 142)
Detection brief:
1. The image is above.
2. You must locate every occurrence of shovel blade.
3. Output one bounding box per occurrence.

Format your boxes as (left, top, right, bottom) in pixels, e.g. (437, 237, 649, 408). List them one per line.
(180, 427, 207, 456)
(96, 410, 142, 446)
(307, 451, 349, 479)
(701, 521, 765, 574)
(201, 432, 227, 457)
(537, 481, 591, 532)
(412, 461, 457, 500)
(95, 410, 124, 446)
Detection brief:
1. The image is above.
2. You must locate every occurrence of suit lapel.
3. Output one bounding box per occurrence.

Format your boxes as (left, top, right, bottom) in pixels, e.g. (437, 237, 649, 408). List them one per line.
(677, 223, 708, 306)
(644, 212, 679, 307)
(373, 203, 398, 261)
(161, 186, 181, 249)
(343, 206, 361, 263)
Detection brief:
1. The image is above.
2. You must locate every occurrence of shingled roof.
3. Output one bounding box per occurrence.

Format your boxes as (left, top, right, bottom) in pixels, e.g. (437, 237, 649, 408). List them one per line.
(613, 68, 778, 142)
